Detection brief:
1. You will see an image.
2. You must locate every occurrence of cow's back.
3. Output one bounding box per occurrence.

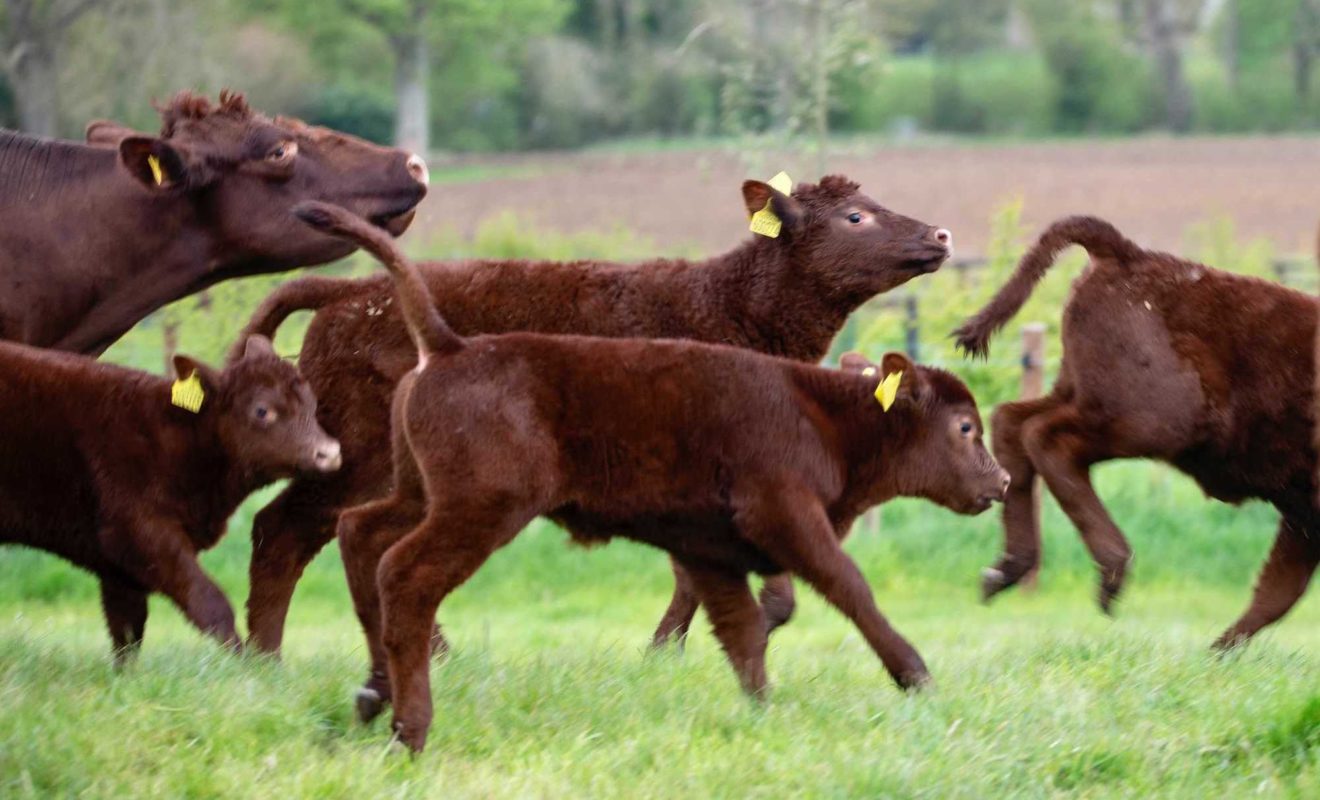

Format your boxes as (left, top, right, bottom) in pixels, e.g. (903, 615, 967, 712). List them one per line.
(1060, 254, 1316, 511)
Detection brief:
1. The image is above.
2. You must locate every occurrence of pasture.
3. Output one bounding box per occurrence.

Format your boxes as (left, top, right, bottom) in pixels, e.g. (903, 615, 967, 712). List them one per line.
(3, 144, 1319, 796)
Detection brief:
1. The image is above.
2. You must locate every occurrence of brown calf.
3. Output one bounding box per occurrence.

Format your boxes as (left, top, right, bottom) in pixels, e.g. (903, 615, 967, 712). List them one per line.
(0, 90, 427, 355)
(294, 201, 1007, 752)
(0, 335, 340, 661)
(954, 216, 1319, 648)
(238, 174, 952, 655)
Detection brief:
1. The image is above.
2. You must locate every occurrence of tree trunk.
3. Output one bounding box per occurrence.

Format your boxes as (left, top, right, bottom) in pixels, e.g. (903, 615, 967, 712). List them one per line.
(810, 0, 828, 176)
(1223, 0, 1240, 92)
(391, 2, 430, 155)
(9, 41, 60, 136)
(1144, 0, 1194, 133)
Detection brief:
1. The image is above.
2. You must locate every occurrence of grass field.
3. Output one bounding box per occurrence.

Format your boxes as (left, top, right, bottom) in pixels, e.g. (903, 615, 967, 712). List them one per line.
(2, 462, 1318, 798)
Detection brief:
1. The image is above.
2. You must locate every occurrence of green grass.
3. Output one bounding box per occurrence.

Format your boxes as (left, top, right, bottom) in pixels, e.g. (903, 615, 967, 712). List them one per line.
(2, 463, 1318, 798)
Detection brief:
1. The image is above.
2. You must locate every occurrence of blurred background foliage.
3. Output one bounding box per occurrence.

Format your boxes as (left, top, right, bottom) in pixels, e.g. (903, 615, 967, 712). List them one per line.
(4, 1, 1320, 152)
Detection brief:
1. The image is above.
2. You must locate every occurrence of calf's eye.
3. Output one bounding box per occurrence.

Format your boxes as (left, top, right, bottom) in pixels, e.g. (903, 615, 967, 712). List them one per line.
(959, 421, 973, 435)
(266, 141, 298, 162)
(847, 212, 863, 224)
(254, 405, 278, 423)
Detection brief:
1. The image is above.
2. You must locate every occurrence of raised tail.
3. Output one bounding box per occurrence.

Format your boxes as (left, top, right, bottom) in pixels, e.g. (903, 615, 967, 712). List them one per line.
(227, 275, 364, 363)
(952, 215, 1142, 358)
(292, 201, 463, 360)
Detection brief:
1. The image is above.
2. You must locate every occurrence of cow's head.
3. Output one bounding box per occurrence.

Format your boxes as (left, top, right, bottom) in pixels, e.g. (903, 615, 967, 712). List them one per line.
(172, 335, 341, 479)
(87, 90, 428, 268)
(742, 175, 951, 300)
(841, 352, 1008, 515)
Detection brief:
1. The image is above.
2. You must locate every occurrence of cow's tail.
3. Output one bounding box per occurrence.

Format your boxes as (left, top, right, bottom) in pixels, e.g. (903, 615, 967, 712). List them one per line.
(228, 276, 364, 363)
(291, 202, 463, 360)
(952, 216, 1142, 358)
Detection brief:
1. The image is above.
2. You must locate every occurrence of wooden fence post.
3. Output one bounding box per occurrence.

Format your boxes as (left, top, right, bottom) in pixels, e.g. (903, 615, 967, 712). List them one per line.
(1019, 323, 1045, 591)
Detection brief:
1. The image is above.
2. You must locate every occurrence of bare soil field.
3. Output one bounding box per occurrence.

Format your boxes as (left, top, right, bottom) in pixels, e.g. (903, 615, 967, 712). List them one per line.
(414, 136, 1320, 258)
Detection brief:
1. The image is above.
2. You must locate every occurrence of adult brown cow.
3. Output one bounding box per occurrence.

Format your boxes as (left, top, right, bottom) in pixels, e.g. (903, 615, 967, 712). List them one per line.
(954, 216, 1319, 648)
(0, 90, 428, 355)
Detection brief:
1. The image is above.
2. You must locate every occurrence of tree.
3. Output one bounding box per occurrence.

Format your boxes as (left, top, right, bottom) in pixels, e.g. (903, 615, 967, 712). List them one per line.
(1, 0, 118, 135)
(250, 0, 566, 153)
(1142, 0, 1195, 132)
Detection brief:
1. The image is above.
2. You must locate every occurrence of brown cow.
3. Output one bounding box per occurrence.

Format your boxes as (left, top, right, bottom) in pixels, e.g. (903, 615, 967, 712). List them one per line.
(237, 175, 953, 655)
(0, 90, 427, 355)
(0, 334, 340, 661)
(292, 201, 1007, 752)
(954, 216, 1319, 648)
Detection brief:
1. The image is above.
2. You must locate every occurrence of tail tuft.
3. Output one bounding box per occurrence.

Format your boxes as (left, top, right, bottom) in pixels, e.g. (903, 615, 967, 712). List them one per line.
(952, 216, 1140, 358)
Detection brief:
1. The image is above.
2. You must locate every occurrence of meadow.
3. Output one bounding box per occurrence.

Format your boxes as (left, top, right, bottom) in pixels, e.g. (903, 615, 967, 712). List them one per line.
(1, 204, 1318, 797)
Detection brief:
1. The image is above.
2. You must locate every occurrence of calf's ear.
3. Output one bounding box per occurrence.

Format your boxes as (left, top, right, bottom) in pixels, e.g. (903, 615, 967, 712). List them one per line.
(172, 354, 221, 391)
(839, 351, 877, 373)
(741, 180, 805, 235)
(879, 352, 929, 406)
(241, 335, 277, 361)
(119, 137, 209, 192)
(86, 120, 145, 149)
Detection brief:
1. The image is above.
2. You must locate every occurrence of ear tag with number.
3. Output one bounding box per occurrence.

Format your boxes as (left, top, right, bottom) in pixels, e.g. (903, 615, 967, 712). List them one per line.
(748, 171, 793, 238)
(876, 370, 902, 412)
(147, 154, 164, 186)
(171, 371, 205, 413)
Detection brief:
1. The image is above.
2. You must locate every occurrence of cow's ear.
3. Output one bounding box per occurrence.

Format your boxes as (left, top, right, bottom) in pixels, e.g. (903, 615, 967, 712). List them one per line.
(741, 180, 804, 235)
(241, 335, 277, 361)
(839, 351, 877, 373)
(879, 352, 929, 407)
(171, 354, 220, 390)
(119, 137, 209, 192)
(86, 120, 143, 149)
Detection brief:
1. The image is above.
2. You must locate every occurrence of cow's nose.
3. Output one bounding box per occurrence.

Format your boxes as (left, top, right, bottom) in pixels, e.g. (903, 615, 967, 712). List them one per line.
(997, 472, 1011, 499)
(314, 439, 343, 472)
(932, 227, 953, 250)
(406, 154, 429, 187)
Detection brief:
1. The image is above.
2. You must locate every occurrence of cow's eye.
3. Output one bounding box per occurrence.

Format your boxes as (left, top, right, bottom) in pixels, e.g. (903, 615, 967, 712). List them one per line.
(254, 405, 278, 424)
(847, 212, 863, 224)
(266, 141, 298, 163)
(959, 421, 974, 436)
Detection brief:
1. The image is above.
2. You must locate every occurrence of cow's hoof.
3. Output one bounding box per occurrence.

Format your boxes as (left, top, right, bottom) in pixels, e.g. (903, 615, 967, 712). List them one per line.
(980, 567, 1008, 602)
(392, 720, 427, 754)
(355, 687, 385, 724)
(897, 669, 932, 693)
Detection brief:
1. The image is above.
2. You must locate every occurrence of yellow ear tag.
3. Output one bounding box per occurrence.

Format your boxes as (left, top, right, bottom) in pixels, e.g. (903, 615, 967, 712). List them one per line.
(147, 154, 164, 186)
(748, 171, 793, 239)
(171, 371, 205, 413)
(876, 370, 902, 412)
(861, 367, 877, 377)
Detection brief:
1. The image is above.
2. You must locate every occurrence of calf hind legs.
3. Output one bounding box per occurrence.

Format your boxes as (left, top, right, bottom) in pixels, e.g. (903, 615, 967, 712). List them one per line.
(380, 509, 534, 753)
(649, 565, 795, 653)
(1023, 406, 1132, 613)
(337, 493, 426, 724)
(1214, 519, 1320, 650)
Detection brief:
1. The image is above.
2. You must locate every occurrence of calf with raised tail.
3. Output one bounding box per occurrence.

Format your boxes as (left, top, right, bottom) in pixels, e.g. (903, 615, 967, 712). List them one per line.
(954, 215, 1320, 649)
(293, 201, 1007, 753)
(0, 336, 340, 662)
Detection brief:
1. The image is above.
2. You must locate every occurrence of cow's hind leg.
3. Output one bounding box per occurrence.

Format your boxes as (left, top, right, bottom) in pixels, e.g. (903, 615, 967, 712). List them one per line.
(245, 479, 345, 656)
(982, 395, 1060, 600)
(1214, 518, 1320, 650)
(1023, 405, 1132, 613)
(100, 575, 147, 667)
(338, 489, 426, 724)
(381, 505, 535, 753)
(650, 558, 700, 650)
(758, 573, 796, 635)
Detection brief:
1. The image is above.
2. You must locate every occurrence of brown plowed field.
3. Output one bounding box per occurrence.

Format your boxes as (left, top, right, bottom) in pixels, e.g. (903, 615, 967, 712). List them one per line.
(414, 136, 1320, 259)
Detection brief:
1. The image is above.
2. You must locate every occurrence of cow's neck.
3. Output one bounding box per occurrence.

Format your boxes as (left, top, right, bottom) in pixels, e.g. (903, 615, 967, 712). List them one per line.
(160, 412, 272, 549)
(695, 239, 856, 362)
(0, 131, 232, 354)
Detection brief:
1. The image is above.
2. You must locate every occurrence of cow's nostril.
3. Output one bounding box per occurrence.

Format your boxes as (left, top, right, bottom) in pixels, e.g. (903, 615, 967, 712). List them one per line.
(935, 228, 952, 247)
(315, 440, 343, 471)
(406, 154, 429, 187)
